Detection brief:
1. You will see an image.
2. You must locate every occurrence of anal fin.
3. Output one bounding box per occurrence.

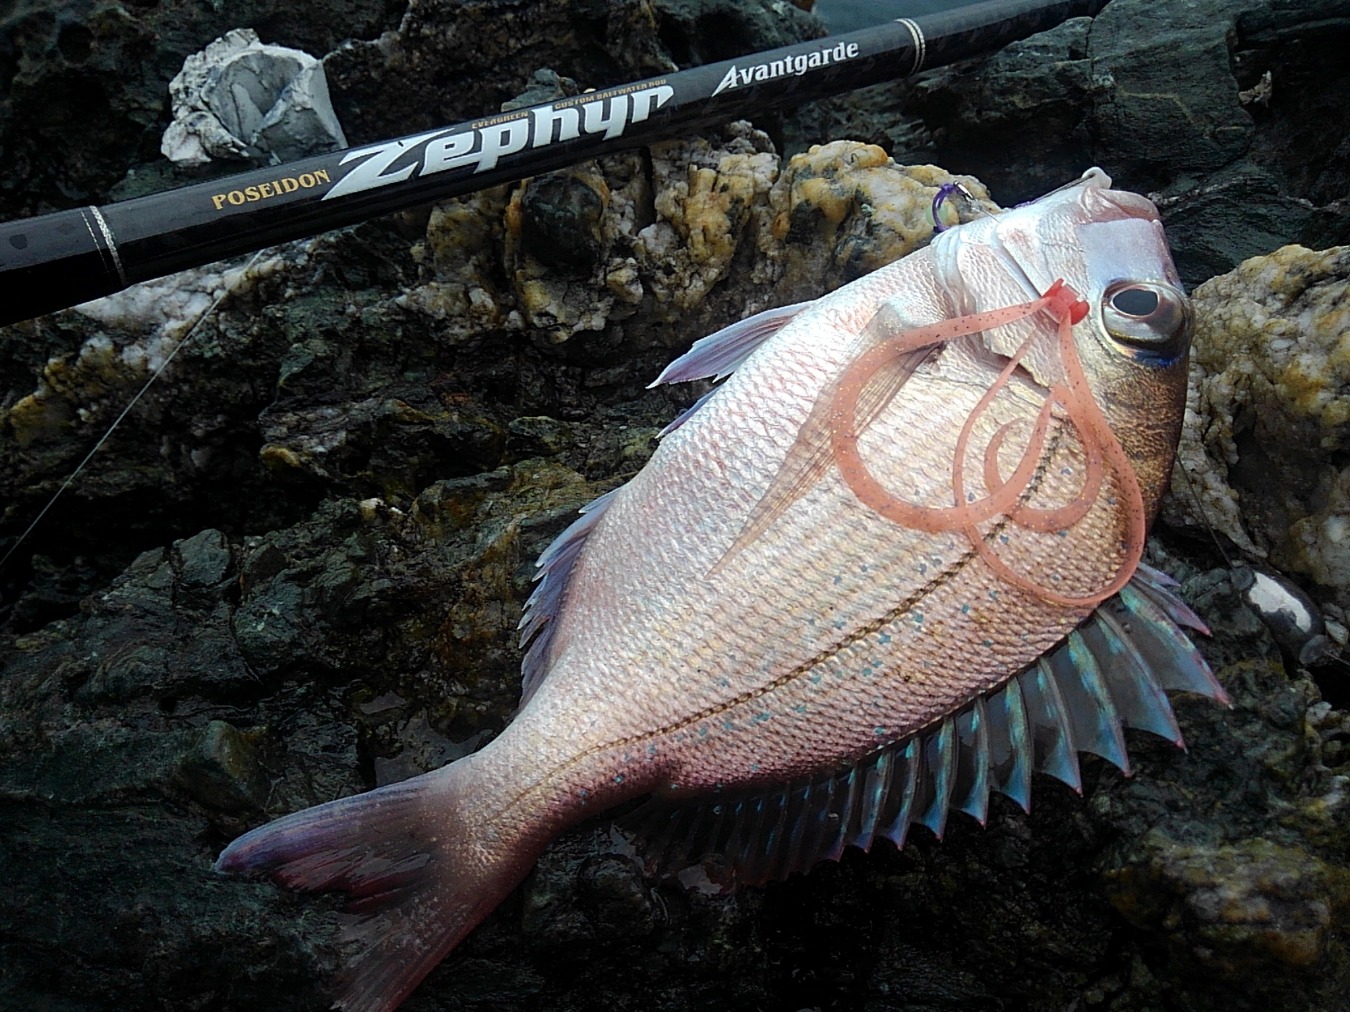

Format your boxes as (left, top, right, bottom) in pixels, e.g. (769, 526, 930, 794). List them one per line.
(621, 569, 1224, 890)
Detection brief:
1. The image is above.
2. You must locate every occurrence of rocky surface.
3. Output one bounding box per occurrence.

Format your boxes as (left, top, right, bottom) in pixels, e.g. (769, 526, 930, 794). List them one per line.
(1166, 244, 1350, 602)
(786, 0, 1350, 288)
(0, 0, 400, 217)
(2, 1, 1350, 1011)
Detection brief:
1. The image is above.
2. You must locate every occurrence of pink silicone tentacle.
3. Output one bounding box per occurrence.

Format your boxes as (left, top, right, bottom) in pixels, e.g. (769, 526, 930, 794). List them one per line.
(958, 295, 1144, 608)
(943, 325, 1057, 532)
(826, 278, 1145, 610)
(981, 389, 1105, 533)
(829, 293, 1055, 533)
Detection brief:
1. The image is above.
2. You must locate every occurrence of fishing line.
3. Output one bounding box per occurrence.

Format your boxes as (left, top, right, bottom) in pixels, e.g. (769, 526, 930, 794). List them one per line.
(0, 250, 264, 573)
(1173, 457, 1237, 568)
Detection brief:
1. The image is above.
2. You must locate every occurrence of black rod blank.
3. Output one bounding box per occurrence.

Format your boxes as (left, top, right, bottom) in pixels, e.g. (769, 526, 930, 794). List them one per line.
(0, 0, 1109, 327)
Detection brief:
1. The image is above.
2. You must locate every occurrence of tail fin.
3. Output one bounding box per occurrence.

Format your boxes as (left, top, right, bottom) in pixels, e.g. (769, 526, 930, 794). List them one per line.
(215, 758, 534, 1012)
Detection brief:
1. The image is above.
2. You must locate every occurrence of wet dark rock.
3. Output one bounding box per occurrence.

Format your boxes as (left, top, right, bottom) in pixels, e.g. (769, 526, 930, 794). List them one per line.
(519, 173, 609, 273)
(787, 0, 1350, 287)
(1091, 1, 1254, 189)
(895, 15, 1095, 208)
(322, 0, 680, 148)
(169, 720, 272, 812)
(500, 67, 583, 113)
(1154, 163, 1328, 286)
(173, 528, 233, 590)
(2, 1, 1350, 1011)
(0, 0, 399, 218)
(651, 0, 824, 67)
(506, 414, 574, 460)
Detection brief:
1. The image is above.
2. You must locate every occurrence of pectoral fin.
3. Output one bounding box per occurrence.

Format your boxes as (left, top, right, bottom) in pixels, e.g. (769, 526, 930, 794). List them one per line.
(711, 303, 934, 574)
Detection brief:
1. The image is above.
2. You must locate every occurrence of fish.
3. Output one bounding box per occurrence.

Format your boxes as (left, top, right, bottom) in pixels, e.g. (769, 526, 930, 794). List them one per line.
(214, 167, 1229, 1011)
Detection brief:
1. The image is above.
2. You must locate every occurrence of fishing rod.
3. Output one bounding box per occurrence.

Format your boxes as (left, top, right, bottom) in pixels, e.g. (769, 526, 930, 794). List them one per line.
(0, 0, 1109, 328)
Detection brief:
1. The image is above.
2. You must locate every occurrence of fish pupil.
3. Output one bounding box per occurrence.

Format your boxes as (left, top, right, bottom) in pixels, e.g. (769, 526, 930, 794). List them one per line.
(1111, 286, 1160, 317)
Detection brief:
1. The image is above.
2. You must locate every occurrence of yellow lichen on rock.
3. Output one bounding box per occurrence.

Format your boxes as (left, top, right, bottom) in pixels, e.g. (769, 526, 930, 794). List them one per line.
(4, 391, 72, 449)
(503, 164, 634, 343)
(637, 128, 781, 315)
(401, 121, 997, 358)
(1104, 833, 1350, 975)
(763, 141, 994, 300)
(400, 186, 512, 338)
(1168, 245, 1350, 594)
(662, 153, 773, 267)
(1192, 246, 1350, 452)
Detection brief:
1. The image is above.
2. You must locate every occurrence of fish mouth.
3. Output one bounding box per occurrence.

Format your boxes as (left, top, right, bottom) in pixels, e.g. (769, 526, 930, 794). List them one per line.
(1031, 167, 1161, 226)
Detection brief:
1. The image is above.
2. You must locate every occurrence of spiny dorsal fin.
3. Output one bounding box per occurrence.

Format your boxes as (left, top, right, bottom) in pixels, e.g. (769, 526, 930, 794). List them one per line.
(649, 301, 812, 388)
(519, 304, 816, 696)
(517, 487, 620, 706)
(622, 569, 1228, 889)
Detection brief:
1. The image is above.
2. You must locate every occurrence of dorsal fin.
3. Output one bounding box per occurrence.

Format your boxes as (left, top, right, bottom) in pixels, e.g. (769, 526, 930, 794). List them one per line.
(517, 304, 815, 697)
(621, 569, 1229, 890)
(649, 301, 812, 388)
(657, 387, 718, 437)
(517, 487, 620, 706)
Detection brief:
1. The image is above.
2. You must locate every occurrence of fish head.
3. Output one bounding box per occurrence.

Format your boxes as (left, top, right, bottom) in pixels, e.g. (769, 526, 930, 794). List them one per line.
(931, 167, 1193, 520)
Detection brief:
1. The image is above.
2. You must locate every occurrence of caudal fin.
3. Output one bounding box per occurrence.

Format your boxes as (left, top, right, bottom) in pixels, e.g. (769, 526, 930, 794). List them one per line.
(215, 758, 534, 1012)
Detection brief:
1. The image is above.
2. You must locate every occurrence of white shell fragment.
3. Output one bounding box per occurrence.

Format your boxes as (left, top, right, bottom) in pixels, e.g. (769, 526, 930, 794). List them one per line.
(161, 28, 347, 167)
(1232, 565, 1332, 667)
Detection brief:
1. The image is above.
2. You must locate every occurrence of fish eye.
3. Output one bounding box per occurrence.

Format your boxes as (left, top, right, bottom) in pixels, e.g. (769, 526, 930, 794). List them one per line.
(1100, 280, 1191, 361)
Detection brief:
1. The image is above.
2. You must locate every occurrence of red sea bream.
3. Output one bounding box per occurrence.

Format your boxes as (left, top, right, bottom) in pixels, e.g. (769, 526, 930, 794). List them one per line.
(216, 168, 1228, 1010)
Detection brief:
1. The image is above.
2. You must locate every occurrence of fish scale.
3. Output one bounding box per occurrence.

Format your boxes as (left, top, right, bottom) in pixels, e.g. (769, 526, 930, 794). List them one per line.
(215, 169, 1228, 1012)
(547, 404, 1116, 753)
